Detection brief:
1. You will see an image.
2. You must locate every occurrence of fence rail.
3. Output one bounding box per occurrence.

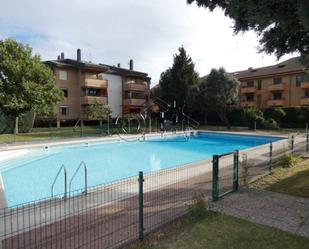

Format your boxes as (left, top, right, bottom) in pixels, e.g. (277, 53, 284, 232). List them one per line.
(0, 133, 308, 248)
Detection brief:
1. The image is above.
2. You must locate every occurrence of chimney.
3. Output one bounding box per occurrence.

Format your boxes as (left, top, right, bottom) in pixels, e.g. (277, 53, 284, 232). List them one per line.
(77, 48, 81, 62)
(60, 52, 64, 60)
(129, 59, 133, 70)
(117, 63, 121, 68)
(57, 55, 61, 60)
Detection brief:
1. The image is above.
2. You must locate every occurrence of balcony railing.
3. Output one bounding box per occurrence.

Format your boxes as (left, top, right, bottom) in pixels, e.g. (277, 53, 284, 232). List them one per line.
(267, 99, 284, 106)
(241, 99, 256, 107)
(81, 77, 108, 88)
(267, 83, 285, 91)
(81, 96, 107, 105)
(241, 86, 256, 94)
(123, 83, 147, 92)
(300, 81, 309, 89)
(123, 98, 146, 106)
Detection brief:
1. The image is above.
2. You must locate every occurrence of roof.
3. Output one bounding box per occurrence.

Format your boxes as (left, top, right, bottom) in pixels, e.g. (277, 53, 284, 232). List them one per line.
(44, 59, 109, 72)
(44, 59, 150, 80)
(233, 57, 307, 80)
(99, 63, 149, 79)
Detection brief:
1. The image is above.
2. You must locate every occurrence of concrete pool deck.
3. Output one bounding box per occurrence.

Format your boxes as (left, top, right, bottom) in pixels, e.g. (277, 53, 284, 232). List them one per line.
(0, 130, 286, 152)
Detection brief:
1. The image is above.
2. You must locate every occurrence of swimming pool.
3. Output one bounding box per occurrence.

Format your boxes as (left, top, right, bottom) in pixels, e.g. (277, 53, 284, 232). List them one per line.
(0, 132, 282, 207)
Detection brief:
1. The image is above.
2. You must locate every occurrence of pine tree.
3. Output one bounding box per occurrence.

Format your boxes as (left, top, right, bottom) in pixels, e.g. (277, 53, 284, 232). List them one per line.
(157, 47, 199, 107)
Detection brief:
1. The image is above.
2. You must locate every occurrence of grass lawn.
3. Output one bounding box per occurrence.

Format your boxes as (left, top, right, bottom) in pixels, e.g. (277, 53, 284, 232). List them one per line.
(0, 126, 111, 143)
(128, 211, 309, 249)
(251, 159, 309, 198)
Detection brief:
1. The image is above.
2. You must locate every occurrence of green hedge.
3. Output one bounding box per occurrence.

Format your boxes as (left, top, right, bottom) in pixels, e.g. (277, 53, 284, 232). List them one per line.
(191, 107, 309, 129)
(0, 110, 35, 134)
(279, 107, 309, 128)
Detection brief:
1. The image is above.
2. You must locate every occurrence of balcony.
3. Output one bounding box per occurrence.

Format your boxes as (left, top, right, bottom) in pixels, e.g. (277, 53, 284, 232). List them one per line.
(268, 83, 285, 91)
(301, 81, 309, 89)
(81, 96, 107, 105)
(241, 101, 256, 107)
(123, 83, 147, 92)
(241, 86, 256, 94)
(81, 77, 107, 88)
(300, 97, 309, 106)
(123, 98, 146, 106)
(267, 99, 284, 106)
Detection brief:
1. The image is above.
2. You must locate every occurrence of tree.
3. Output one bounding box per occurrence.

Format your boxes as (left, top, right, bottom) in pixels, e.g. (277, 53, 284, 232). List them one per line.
(157, 46, 199, 107)
(83, 100, 111, 123)
(187, 0, 309, 65)
(265, 107, 286, 126)
(0, 39, 64, 133)
(243, 107, 265, 129)
(200, 68, 239, 128)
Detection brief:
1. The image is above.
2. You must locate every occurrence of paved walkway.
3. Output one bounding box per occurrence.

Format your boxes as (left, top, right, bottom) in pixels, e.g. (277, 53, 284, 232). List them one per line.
(210, 188, 309, 237)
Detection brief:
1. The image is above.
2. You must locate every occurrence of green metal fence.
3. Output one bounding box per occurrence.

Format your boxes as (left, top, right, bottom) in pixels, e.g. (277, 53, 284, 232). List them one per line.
(212, 150, 239, 201)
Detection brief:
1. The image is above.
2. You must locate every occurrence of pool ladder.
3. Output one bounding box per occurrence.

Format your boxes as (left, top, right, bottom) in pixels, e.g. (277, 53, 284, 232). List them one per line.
(51, 161, 88, 200)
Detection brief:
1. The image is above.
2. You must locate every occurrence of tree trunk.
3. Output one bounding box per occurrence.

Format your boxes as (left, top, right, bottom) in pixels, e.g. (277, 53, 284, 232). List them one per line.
(15, 116, 19, 134)
(29, 113, 36, 132)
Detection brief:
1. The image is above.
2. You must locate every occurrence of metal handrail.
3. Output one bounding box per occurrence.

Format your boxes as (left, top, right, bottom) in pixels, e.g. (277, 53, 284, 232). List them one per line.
(69, 161, 88, 195)
(181, 111, 200, 126)
(51, 164, 67, 200)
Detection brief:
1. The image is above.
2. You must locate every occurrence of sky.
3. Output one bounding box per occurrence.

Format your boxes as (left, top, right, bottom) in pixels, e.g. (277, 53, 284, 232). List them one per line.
(0, 0, 298, 86)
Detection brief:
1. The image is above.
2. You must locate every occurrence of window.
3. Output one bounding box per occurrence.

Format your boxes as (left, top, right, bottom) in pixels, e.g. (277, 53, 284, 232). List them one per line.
(246, 93, 254, 102)
(296, 75, 304, 87)
(273, 78, 282, 85)
(61, 88, 68, 98)
(60, 106, 68, 116)
(59, 70, 68, 80)
(273, 92, 282, 100)
(85, 88, 101, 96)
(305, 90, 309, 98)
(246, 81, 254, 87)
(257, 80, 262, 90)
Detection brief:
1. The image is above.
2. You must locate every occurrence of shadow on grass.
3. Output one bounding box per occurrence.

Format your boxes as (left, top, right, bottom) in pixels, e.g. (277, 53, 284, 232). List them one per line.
(267, 169, 309, 198)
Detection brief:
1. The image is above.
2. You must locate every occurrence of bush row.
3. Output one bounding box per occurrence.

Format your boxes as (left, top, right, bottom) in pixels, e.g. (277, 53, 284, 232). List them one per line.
(196, 107, 309, 129)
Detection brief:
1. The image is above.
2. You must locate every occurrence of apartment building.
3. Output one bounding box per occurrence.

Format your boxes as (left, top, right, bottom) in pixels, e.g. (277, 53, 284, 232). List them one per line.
(235, 57, 309, 108)
(44, 49, 151, 126)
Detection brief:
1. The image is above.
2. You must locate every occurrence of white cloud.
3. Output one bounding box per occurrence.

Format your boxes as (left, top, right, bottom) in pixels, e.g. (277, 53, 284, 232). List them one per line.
(0, 0, 298, 85)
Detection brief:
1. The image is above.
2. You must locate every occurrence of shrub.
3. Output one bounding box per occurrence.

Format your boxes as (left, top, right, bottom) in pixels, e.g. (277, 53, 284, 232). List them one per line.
(264, 107, 286, 127)
(189, 195, 208, 219)
(276, 154, 300, 168)
(261, 118, 279, 130)
(243, 107, 264, 129)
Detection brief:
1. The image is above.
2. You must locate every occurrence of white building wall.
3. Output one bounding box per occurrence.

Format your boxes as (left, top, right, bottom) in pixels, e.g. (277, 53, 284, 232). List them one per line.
(102, 73, 122, 118)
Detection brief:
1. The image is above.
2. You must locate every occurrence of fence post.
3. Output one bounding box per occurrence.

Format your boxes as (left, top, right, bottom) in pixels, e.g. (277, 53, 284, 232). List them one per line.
(306, 132, 309, 153)
(138, 171, 144, 241)
(269, 141, 273, 171)
(291, 135, 294, 155)
(212, 155, 219, 201)
(233, 150, 239, 191)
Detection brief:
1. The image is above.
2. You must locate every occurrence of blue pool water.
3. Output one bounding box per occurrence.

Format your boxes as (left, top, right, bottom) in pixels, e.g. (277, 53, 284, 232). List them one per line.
(0, 132, 281, 207)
